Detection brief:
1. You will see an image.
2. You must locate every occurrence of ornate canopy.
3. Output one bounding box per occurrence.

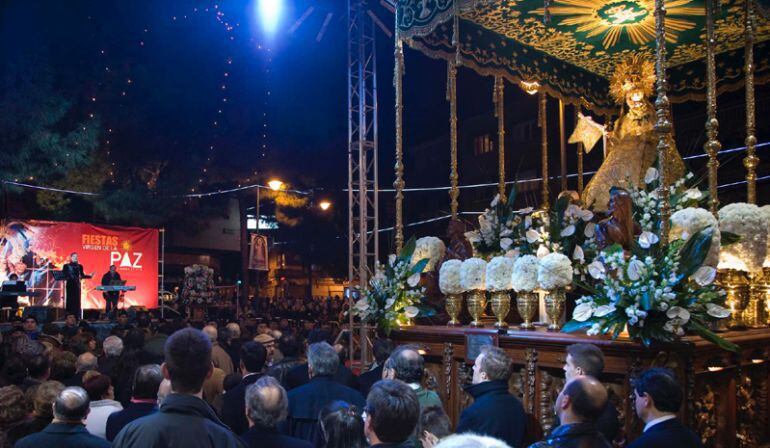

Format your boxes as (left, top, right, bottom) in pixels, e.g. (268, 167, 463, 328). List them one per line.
(397, 0, 770, 112)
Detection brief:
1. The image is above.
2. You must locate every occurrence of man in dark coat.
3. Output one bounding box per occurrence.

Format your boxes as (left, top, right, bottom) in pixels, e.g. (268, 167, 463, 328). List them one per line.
(221, 341, 267, 435)
(358, 338, 395, 398)
(241, 376, 312, 448)
(100, 265, 122, 317)
(15, 386, 110, 448)
(628, 368, 703, 448)
(105, 364, 163, 441)
(265, 332, 304, 388)
(364, 379, 420, 448)
(111, 328, 245, 448)
(457, 346, 526, 448)
(286, 342, 365, 444)
(529, 376, 611, 448)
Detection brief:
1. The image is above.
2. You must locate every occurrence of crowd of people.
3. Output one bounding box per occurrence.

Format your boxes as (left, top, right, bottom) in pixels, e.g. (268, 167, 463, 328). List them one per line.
(0, 311, 703, 448)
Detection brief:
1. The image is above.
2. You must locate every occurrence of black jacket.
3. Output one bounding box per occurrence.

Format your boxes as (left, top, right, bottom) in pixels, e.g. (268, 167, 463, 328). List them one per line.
(265, 357, 305, 389)
(285, 362, 358, 391)
(285, 375, 366, 444)
(241, 425, 313, 448)
(457, 380, 526, 448)
(105, 401, 157, 441)
(369, 442, 416, 448)
(553, 400, 619, 442)
(529, 422, 612, 448)
(15, 423, 110, 448)
(358, 365, 383, 398)
(221, 373, 262, 436)
(627, 418, 703, 448)
(111, 393, 245, 448)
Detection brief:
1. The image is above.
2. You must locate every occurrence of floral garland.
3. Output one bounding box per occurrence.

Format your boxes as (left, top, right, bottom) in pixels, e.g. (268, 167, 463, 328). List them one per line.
(181, 264, 215, 306)
(564, 169, 739, 351)
(354, 236, 434, 335)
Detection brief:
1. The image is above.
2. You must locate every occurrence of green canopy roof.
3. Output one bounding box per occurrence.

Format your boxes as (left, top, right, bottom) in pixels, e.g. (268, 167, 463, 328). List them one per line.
(397, 0, 770, 112)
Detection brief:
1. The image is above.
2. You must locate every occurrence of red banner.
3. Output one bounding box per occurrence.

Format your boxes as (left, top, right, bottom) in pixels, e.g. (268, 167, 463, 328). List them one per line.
(1, 220, 159, 309)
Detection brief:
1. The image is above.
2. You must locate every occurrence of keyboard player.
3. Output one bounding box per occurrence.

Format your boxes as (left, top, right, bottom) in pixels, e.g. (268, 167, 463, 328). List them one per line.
(101, 265, 123, 317)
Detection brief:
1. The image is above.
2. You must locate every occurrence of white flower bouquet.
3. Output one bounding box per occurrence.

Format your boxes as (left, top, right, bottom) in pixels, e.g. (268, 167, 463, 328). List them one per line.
(464, 189, 533, 260)
(537, 253, 573, 290)
(512, 255, 539, 292)
(460, 258, 487, 291)
(439, 259, 463, 295)
(486, 257, 514, 291)
(761, 205, 770, 267)
(412, 236, 446, 272)
(354, 236, 434, 335)
(718, 203, 768, 272)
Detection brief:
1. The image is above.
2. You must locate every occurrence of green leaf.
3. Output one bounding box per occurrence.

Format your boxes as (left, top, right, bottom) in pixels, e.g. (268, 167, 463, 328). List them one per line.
(562, 319, 595, 333)
(678, 229, 713, 277)
(720, 231, 741, 246)
(507, 184, 517, 206)
(417, 306, 436, 317)
(689, 321, 740, 352)
(410, 258, 430, 276)
(640, 290, 653, 311)
(400, 236, 417, 261)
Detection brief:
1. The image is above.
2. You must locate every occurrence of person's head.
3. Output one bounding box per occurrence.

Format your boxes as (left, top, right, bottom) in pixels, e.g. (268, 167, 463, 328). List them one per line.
(202, 325, 218, 343)
(82, 371, 113, 401)
(50, 352, 77, 381)
(163, 328, 213, 395)
(70, 252, 78, 263)
(157, 378, 172, 404)
(383, 346, 424, 384)
(434, 434, 513, 448)
(244, 376, 288, 430)
(117, 311, 129, 326)
(277, 333, 301, 358)
(65, 313, 77, 327)
(8, 273, 18, 281)
(320, 401, 367, 448)
(364, 379, 420, 445)
(472, 346, 513, 384)
(240, 341, 267, 374)
(307, 342, 339, 378)
(373, 338, 395, 366)
(53, 387, 90, 423)
(109, 265, 116, 273)
(123, 328, 146, 351)
(33, 381, 65, 419)
(417, 405, 452, 448)
(0, 386, 27, 426)
(223, 372, 243, 392)
(633, 367, 683, 423)
(23, 316, 38, 333)
(254, 334, 276, 360)
(564, 343, 605, 381)
(554, 376, 608, 425)
(26, 354, 50, 380)
(76, 352, 98, 373)
(132, 364, 163, 400)
(226, 322, 241, 340)
(103, 335, 124, 358)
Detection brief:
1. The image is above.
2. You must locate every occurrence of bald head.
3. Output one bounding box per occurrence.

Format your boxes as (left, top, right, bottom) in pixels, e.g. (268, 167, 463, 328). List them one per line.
(202, 325, 218, 342)
(53, 387, 90, 422)
(245, 376, 288, 429)
(385, 346, 425, 384)
(76, 352, 97, 373)
(558, 376, 608, 424)
(226, 323, 241, 339)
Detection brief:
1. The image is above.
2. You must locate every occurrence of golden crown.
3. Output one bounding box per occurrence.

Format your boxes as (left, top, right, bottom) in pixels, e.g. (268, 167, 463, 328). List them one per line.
(609, 54, 655, 103)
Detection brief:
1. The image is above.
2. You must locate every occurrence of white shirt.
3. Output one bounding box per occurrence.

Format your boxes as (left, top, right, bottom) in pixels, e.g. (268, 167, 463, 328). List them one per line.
(86, 399, 123, 439)
(643, 414, 677, 432)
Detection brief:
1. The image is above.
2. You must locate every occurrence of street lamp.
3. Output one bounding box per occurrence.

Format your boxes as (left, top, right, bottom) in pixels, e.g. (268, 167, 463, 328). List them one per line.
(267, 179, 284, 191)
(319, 200, 332, 211)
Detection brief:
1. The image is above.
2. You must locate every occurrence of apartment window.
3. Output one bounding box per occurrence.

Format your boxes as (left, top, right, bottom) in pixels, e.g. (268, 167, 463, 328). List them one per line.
(473, 134, 494, 156)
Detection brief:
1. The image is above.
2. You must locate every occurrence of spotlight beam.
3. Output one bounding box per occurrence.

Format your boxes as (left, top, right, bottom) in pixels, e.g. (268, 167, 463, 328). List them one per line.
(316, 12, 334, 42)
(288, 6, 314, 34)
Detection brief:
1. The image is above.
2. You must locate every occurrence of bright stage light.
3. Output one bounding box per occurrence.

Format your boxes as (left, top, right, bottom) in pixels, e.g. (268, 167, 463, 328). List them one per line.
(267, 179, 284, 191)
(319, 201, 332, 211)
(258, 0, 283, 35)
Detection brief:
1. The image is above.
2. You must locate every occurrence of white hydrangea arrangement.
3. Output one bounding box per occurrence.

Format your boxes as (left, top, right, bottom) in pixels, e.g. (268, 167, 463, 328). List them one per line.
(564, 173, 738, 352)
(512, 255, 540, 292)
(439, 259, 463, 295)
(761, 205, 770, 267)
(718, 203, 768, 272)
(670, 207, 721, 267)
(537, 253, 573, 290)
(486, 256, 514, 291)
(412, 236, 446, 272)
(354, 236, 434, 335)
(460, 258, 487, 291)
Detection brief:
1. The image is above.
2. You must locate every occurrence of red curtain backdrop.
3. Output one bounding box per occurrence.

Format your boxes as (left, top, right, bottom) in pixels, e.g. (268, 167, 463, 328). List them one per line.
(1, 220, 159, 309)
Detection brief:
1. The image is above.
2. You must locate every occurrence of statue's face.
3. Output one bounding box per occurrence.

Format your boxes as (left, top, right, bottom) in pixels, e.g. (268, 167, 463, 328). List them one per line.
(625, 87, 645, 110)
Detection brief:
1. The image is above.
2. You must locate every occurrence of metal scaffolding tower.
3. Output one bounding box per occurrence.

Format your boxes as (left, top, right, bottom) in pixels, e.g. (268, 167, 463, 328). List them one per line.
(347, 0, 379, 366)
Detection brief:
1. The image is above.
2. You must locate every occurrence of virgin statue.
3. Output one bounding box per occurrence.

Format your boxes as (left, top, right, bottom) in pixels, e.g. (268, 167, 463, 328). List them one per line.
(582, 55, 685, 211)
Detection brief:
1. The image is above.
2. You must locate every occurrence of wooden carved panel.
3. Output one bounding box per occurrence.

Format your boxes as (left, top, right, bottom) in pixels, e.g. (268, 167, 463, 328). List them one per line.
(525, 348, 538, 414)
(693, 382, 717, 447)
(443, 343, 454, 399)
(737, 367, 766, 448)
(457, 361, 474, 413)
(538, 369, 565, 434)
(424, 362, 441, 394)
(509, 367, 526, 401)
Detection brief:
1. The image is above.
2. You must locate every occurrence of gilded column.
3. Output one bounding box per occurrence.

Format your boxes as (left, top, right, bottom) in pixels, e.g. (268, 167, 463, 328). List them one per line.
(654, 0, 672, 244)
(394, 38, 405, 251)
(704, 0, 721, 216)
(575, 108, 584, 195)
(494, 76, 506, 199)
(539, 91, 550, 209)
(448, 61, 459, 218)
(558, 99, 567, 192)
(744, 0, 758, 204)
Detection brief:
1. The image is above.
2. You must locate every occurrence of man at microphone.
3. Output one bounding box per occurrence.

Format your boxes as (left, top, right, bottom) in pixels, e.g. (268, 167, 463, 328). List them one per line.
(62, 252, 93, 319)
(101, 265, 122, 317)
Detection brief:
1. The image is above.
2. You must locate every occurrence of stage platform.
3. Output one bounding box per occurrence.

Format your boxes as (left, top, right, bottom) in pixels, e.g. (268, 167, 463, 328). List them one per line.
(391, 325, 770, 447)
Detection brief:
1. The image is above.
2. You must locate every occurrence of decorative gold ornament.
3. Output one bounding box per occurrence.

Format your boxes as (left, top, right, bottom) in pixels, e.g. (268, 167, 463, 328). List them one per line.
(544, 288, 567, 331)
(445, 293, 463, 326)
(609, 54, 655, 104)
(517, 291, 539, 330)
(653, 0, 673, 244)
(539, 91, 550, 209)
(490, 291, 511, 329)
(448, 61, 459, 218)
(744, 0, 758, 204)
(394, 39, 405, 251)
(716, 269, 750, 329)
(704, 0, 721, 216)
(494, 76, 506, 199)
(521, 80, 541, 95)
(745, 276, 767, 328)
(466, 290, 488, 327)
(569, 112, 605, 153)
